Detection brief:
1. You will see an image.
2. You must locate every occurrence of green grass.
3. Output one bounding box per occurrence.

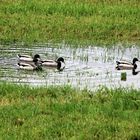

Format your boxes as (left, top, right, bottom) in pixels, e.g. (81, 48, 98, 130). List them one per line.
(0, 0, 140, 46)
(0, 83, 140, 139)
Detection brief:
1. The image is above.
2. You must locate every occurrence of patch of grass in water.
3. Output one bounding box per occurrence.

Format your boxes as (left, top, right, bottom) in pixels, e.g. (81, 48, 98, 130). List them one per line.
(0, 83, 140, 139)
(121, 72, 127, 81)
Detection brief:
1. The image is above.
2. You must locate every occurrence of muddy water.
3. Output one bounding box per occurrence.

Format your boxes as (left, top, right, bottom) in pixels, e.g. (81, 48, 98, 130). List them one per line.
(0, 44, 140, 90)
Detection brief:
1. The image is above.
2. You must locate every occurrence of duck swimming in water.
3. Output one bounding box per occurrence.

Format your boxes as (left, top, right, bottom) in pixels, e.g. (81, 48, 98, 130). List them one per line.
(17, 54, 42, 70)
(17, 62, 42, 70)
(41, 57, 65, 71)
(116, 58, 140, 70)
(17, 54, 41, 63)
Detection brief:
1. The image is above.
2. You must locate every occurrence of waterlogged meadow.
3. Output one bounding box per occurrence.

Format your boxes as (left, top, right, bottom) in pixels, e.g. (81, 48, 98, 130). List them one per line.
(1, 0, 140, 139)
(0, 0, 140, 45)
(0, 83, 140, 139)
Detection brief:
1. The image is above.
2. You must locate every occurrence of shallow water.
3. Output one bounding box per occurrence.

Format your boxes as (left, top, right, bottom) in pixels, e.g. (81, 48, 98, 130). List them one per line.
(0, 43, 140, 90)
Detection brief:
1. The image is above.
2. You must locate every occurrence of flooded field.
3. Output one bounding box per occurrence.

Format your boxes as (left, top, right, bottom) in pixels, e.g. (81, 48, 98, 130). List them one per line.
(0, 43, 140, 90)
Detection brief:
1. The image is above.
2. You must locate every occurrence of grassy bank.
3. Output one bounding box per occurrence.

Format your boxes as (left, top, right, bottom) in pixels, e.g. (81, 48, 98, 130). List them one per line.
(0, 83, 140, 139)
(0, 0, 140, 46)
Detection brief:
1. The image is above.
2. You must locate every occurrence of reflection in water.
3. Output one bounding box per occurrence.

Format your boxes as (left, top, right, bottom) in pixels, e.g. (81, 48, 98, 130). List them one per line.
(0, 43, 140, 90)
(132, 69, 140, 75)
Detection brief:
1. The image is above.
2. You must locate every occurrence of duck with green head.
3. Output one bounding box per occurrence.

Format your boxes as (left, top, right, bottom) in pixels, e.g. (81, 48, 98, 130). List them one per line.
(41, 57, 65, 71)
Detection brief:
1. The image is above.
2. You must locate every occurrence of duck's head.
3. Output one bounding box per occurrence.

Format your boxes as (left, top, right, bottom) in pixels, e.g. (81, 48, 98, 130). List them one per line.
(133, 58, 140, 64)
(33, 54, 42, 62)
(56, 57, 65, 71)
(33, 54, 42, 67)
(34, 54, 41, 59)
(57, 57, 65, 63)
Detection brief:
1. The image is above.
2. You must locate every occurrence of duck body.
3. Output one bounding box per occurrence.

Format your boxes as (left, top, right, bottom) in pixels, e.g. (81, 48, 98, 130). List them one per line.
(116, 58, 139, 70)
(17, 62, 42, 70)
(42, 57, 65, 71)
(17, 62, 36, 70)
(17, 54, 41, 63)
(17, 54, 33, 62)
(116, 60, 132, 65)
(41, 61, 58, 67)
(116, 63, 136, 70)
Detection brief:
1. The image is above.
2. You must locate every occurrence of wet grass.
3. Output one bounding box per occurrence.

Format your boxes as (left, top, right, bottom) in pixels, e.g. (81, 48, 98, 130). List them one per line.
(0, 0, 140, 46)
(0, 82, 140, 139)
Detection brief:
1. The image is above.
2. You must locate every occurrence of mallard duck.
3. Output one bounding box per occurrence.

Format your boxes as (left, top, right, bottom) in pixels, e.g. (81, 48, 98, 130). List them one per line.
(17, 55, 42, 70)
(17, 54, 41, 62)
(116, 58, 140, 70)
(41, 57, 65, 71)
(17, 62, 42, 70)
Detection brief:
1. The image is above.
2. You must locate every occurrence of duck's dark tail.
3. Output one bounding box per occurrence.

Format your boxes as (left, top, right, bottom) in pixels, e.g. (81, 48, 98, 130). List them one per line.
(116, 61, 120, 65)
(115, 66, 120, 70)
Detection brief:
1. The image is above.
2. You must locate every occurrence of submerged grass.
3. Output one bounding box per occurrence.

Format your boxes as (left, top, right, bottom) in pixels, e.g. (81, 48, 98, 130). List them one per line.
(0, 83, 140, 139)
(0, 0, 140, 46)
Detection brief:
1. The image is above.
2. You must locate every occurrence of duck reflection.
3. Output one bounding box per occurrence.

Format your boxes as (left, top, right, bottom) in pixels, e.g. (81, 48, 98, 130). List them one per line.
(132, 69, 140, 75)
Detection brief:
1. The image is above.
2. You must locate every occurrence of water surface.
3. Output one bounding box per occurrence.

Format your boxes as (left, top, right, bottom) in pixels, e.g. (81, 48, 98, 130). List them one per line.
(0, 43, 140, 90)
